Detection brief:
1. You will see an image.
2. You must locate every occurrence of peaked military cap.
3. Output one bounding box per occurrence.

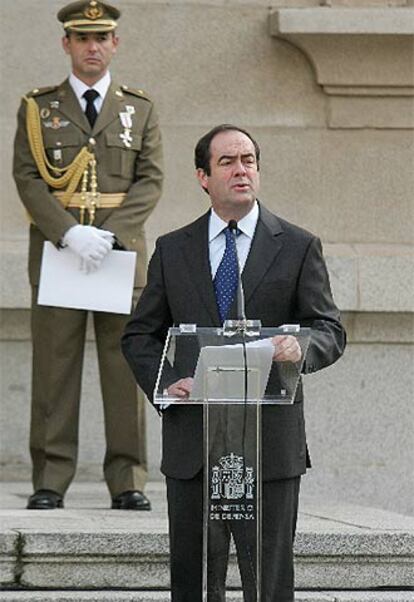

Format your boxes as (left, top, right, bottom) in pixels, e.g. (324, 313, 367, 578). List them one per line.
(57, 1, 121, 33)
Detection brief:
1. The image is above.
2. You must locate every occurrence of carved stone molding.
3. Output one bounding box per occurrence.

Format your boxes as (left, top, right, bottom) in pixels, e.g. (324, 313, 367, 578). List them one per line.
(269, 8, 414, 128)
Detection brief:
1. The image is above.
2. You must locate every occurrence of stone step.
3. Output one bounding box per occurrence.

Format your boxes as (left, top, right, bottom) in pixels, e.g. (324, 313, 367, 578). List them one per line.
(0, 483, 413, 593)
(2, 527, 412, 590)
(0, 593, 413, 602)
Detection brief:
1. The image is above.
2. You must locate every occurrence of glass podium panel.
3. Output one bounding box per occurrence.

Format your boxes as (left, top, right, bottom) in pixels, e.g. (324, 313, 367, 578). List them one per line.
(204, 402, 261, 601)
(154, 323, 310, 601)
(154, 324, 310, 406)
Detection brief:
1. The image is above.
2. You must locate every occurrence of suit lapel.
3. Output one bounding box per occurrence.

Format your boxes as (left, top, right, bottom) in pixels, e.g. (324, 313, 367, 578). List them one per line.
(56, 79, 90, 134)
(92, 81, 123, 136)
(178, 204, 284, 324)
(180, 212, 220, 324)
(242, 203, 284, 306)
(56, 80, 124, 136)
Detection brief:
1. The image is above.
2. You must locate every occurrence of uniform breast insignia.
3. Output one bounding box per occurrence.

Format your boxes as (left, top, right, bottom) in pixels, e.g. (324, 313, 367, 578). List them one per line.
(50, 101, 60, 110)
(43, 116, 71, 130)
(40, 107, 51, 120)
(125, 105, 135, 115)
(53, 149, 63, 164)
(119, 111, 133, 148)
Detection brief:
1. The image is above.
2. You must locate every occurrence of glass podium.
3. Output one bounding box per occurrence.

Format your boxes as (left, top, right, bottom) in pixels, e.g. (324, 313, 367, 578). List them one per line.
(154, 321, 310, 601)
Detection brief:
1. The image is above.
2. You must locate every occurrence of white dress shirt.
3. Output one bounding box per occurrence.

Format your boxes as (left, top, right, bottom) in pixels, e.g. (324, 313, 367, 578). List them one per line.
(209, 201, 259, 278)
(69, 71, 111, 114)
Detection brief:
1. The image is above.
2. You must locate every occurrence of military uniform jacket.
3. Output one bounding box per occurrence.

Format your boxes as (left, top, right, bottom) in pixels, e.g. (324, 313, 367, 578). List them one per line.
(13, 78, 163, 287)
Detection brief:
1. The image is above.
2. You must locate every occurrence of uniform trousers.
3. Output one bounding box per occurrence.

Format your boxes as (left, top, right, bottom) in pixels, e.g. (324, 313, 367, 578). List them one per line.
(29, 287, 147, 497)
(166, 471, 300, 602)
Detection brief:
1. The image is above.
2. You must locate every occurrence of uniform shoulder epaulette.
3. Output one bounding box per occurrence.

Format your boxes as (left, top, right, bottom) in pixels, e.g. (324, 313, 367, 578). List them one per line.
(120, 85, 152, 102)
(26, 85, 59, 98)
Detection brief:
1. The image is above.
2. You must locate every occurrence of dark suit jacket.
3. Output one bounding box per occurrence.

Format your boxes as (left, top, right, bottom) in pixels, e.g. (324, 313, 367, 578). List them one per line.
(122, 203, 346, 481)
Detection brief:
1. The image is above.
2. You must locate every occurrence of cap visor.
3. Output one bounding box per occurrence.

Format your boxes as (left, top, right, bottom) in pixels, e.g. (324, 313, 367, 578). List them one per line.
(65, 24, 117, 32)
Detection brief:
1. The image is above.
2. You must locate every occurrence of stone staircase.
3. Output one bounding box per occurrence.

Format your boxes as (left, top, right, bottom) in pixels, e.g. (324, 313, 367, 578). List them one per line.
(1, 594, 414, 602)
(0, 482, 413, 602)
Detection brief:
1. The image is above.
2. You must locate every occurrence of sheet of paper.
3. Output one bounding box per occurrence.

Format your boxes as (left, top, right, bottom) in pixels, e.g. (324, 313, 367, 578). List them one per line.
(37, 242, 137, 314)
(191, 339, 274, 402)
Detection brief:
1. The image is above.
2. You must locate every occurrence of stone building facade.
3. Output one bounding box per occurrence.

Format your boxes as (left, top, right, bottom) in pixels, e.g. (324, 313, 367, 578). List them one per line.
(0, 0, 413, 514)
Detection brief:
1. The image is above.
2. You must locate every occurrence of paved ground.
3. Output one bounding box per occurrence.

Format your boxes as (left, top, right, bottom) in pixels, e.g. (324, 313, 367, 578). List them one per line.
(0, 482, 169, 533)
(1, 479, 413, 534)
(0, 481, 167, 512)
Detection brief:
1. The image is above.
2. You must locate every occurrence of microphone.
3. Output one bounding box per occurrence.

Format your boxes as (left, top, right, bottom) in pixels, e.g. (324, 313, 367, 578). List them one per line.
(228, 219, 246, 323)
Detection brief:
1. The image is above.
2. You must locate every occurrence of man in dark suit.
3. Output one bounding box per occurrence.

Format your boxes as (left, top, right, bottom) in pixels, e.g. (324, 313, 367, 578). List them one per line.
(122, 124, 346, 601)
(13, 1, 163, 510)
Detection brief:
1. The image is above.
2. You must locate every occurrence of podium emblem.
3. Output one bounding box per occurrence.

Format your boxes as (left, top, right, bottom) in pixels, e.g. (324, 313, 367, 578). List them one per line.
(211, 452, 254, 501)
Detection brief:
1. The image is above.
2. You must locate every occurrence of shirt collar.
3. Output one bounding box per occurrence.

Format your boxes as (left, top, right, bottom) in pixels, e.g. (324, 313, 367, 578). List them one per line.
(69, 71, 111, 103)
(209, 200, 259, 243)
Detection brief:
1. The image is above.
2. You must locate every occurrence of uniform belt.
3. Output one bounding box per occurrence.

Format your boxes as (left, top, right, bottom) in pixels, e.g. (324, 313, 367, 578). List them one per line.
(54, 192, 126, 209)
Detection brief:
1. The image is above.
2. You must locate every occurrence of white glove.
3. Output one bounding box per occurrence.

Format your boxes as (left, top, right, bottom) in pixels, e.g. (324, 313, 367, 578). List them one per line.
(62, 225, 114, 273)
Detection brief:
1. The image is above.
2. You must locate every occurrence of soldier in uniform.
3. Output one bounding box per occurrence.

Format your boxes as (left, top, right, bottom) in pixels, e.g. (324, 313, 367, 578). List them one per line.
(12, 0, 163, 510)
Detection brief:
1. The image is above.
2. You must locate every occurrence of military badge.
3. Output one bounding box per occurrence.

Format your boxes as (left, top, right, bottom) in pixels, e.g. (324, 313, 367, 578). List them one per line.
(44, 117, 70, 129)
(53, 149, 63, 164)
(40, 108, 51, 120)
(84, 1, 104, 20)
(119, 111, 133, 148)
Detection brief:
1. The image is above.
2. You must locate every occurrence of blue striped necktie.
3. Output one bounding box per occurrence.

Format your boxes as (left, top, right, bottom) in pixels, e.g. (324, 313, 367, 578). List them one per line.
(214, 227, 239, 323)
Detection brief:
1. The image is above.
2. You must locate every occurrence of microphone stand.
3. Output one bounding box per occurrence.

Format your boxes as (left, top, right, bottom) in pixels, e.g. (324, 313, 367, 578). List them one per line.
(227, 220, 258, 594)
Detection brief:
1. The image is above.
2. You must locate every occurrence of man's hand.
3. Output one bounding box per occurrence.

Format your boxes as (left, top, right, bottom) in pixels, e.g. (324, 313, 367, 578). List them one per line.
(271, 335, 302, 363)
(62, 225, 115, 273)
(167, 377, 194, 399)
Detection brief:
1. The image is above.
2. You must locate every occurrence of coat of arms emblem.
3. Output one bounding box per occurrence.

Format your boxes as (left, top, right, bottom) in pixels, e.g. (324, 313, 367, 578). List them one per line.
(211, 453, 255, 500)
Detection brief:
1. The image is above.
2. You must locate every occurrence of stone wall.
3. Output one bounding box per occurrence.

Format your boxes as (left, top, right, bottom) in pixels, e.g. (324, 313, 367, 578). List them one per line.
(0, 0, 413, 514)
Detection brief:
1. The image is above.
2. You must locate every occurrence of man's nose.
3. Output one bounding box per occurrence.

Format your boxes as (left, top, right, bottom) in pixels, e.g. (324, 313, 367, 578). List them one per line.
(233, 159, 247, 175)
(87, 40, 99, 51)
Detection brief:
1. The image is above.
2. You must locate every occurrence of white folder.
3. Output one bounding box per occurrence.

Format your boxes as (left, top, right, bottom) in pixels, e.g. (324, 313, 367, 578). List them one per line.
(37, 241, 136, 314)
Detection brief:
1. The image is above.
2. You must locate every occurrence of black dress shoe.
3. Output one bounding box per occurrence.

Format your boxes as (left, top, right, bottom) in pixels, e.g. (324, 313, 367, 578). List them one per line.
(27, 489, 64, 510)
(111, 490, 151, 511)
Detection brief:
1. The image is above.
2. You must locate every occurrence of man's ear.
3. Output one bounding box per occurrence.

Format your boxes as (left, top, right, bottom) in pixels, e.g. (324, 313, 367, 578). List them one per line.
(112, 34, 119, 54)
(196, 168, 208, 193)
(62, 35, 70, 55)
